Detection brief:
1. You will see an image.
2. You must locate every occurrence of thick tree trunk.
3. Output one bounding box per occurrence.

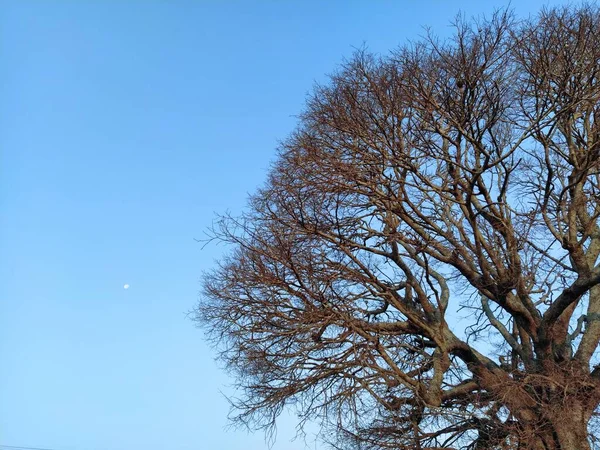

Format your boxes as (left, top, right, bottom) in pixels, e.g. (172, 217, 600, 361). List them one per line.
(552, 411, 591, 450)
(522, 405, 591, 450)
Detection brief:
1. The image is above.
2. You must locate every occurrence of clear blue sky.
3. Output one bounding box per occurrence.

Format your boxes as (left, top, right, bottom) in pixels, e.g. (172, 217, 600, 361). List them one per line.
(0, 1, 573, 449)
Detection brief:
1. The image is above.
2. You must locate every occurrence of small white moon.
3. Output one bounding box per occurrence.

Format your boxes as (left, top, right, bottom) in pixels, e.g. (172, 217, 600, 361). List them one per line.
(123, 284, 130, 289)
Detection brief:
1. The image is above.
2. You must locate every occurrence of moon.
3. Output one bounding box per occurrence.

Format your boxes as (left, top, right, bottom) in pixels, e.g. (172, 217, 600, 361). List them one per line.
(123, 284, 130, 289)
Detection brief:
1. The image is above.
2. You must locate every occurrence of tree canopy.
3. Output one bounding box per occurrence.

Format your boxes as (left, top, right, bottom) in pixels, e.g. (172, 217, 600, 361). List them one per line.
(196, 6, 600, 449)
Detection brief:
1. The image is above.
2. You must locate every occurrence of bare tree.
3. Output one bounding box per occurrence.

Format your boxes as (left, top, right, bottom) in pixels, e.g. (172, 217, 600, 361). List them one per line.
(196, 6, 600, 449)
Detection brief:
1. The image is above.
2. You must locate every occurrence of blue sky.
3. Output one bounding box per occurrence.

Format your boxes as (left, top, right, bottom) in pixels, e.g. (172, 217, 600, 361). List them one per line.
(0, 1, 574, 449)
